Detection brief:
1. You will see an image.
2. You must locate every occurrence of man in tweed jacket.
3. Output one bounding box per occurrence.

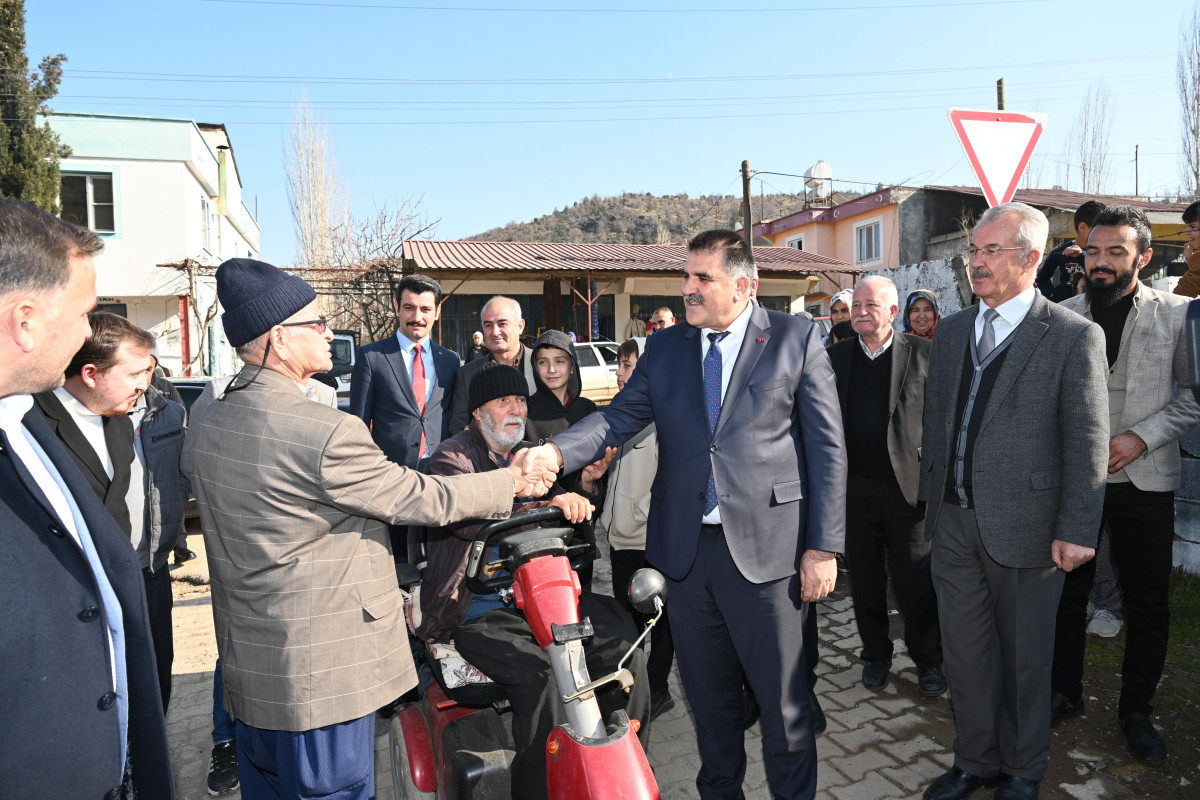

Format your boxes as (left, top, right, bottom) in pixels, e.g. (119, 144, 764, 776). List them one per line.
(183, 259, 549, 800)
(1051, 205, 1200, 766)
(918, 204, 1108, 800)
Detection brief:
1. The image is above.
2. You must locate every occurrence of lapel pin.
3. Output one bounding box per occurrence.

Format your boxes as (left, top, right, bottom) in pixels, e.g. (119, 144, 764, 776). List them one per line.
(757, 337, 765, 343)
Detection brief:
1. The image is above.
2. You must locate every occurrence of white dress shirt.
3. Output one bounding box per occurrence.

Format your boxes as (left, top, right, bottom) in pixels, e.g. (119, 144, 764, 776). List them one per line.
(699, 300, 754, 525)
(53, 386, 112, 479)
(974, 285, 1037, 350)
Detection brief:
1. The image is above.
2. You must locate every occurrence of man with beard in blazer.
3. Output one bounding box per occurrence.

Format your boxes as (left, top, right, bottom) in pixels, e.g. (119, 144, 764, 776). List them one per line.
(919, 202, 1108, 800)
(514, 229, 847, 800)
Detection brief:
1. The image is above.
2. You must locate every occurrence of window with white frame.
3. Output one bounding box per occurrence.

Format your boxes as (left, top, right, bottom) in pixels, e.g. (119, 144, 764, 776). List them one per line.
(60, 173, 114, 232)
(855, 219, 882, 265)
(201, 197, 212, 253)
(785, 233, 804, 251)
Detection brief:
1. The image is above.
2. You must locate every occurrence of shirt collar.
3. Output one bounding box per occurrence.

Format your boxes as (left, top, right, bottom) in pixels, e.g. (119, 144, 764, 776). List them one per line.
(858, 327, 894, 359)
(54, 385, 103, 419)
(990, 285, 1038, 327)
(702, 299, 753, 342)
(395, 329, 429, 352)
(0, 393, 34, 429)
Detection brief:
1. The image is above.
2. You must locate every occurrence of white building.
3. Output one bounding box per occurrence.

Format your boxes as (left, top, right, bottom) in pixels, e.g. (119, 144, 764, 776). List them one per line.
(46, 112, 262, 376)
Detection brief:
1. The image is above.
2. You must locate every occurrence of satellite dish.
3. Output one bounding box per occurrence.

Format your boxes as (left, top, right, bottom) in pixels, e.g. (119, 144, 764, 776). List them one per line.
(805, 160, 833, 199)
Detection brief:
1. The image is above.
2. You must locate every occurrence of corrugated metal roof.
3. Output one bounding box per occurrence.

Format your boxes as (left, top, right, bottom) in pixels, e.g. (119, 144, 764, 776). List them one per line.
(403, 239, 858, 275)
(924, 186, 1190, 214)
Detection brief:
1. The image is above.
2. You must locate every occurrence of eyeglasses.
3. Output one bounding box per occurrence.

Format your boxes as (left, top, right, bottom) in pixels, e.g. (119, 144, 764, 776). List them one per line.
(965, 245, 1024, 259)
(279, 318, 328, 334)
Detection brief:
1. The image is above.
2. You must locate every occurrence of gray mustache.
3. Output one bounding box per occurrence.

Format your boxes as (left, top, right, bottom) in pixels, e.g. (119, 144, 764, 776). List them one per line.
(971, 269, 993, 279)
(684, 294, 703, 304)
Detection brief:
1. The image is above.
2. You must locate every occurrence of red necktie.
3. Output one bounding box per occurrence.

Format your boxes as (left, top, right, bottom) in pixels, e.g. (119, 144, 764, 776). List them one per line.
(412, 344, 427, 457)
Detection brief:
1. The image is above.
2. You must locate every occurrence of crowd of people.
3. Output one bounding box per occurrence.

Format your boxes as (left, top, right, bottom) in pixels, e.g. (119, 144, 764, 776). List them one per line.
(1, 192, 1198, 800)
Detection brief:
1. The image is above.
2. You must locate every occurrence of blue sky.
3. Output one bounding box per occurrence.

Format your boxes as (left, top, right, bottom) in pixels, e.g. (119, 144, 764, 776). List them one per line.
(27, 0, 1192, 264)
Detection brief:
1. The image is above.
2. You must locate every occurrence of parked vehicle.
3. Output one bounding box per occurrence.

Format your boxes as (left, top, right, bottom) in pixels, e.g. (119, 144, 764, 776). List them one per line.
(573, 340, 621, 405)
(165, 376, 214, 416)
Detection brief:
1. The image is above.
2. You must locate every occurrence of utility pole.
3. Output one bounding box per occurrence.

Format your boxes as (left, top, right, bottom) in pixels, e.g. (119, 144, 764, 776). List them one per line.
(741, 160, 753, 258)
(1135, 145, 1140, 196)
(996, 78, 1005, 111)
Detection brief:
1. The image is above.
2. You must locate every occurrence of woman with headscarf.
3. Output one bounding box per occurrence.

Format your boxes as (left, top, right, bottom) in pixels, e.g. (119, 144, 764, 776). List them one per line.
(902, 289, 940, 340)
(824, 289, 853, 345)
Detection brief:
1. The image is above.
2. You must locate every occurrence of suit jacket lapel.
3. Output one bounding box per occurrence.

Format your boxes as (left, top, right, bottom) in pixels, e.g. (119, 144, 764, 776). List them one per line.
(715, 304, 770, 438)
(939, 309, 974, 440)
(429, 346, 455, 409)
(34, 391, 111, 490)
(833, 343, 850, 419)
(888, 332, 910, 417)
(680, 325, 709, 434)
(1124, 291, 1156, 369)
(381, 336, 420, 410)
(979, 296, 1051, 431)
(0, 423, 63, 525)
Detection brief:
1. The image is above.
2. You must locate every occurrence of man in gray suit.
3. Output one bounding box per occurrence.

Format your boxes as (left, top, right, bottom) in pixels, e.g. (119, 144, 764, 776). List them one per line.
(449, 296, 538, 433)
(183, 258, 552, 800)
(919, 203, 1108, 800)
(1051, 205, 1200, 765)
(516, 230, 846, 800)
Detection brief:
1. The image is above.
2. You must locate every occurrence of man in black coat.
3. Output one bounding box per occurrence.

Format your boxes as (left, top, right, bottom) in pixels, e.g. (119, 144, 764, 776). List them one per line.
(0, 197, 174, 799)
(828, 276, 943, 698)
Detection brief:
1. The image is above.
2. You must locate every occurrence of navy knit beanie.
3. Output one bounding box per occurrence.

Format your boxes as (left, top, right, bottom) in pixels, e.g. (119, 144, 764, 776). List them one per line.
(216, 258, 317, 348)
(469, 363, 529, 414)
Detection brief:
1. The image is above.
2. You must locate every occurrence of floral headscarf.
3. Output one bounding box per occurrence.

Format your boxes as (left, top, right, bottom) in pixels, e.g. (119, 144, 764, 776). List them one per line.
(902, 289, 940, 339)
(829, 290, 853, 317)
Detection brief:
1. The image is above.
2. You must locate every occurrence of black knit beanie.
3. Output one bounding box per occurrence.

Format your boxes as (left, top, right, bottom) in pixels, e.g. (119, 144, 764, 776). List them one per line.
(469, 363, 529, 414)
(216, 258, 317, 347)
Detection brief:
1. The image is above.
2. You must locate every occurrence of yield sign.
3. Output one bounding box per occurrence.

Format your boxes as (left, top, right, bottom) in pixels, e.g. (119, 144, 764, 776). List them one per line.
(948, 108, 1048, 207)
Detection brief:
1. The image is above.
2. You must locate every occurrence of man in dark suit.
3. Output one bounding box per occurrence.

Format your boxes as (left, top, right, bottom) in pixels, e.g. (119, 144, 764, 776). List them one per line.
(34, 312, 190, 714)
(516, 230, 847, 800)
(0, 197, 174, 799)
(919, 202, 1108, 800)
(828, 275, 944, 697)
(351, 274, 460, 560)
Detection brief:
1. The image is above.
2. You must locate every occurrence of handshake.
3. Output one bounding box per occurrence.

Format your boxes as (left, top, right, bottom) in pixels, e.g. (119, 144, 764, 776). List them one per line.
(504, 443, 566, 498)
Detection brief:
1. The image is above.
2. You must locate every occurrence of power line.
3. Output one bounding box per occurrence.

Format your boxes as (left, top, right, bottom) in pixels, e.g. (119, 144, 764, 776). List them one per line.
(198, 0, 1046, 13)
(54, 52, 1172, 87)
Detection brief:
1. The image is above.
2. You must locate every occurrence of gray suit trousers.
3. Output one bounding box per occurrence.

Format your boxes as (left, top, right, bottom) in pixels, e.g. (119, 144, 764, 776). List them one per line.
(932, 503, 1064, 780)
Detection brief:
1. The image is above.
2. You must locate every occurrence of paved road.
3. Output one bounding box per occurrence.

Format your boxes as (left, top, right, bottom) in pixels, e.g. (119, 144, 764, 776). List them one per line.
(166, 529, 1150, 799)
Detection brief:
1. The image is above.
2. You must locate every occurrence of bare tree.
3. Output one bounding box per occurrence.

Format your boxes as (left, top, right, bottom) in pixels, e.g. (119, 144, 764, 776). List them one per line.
(1067, 84, 1113, 194)
(295, 201, 439, 344)
(1179, 2, 1200, 199)
(284, 93, 348, 270)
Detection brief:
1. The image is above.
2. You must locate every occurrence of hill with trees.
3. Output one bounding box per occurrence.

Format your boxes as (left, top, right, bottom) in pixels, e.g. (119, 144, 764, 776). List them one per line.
(466, 190, 861, 244)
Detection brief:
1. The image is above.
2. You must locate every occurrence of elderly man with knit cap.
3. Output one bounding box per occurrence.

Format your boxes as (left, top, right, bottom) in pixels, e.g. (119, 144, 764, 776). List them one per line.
(182, 258, 554, 800)
(417, 362, 652, 800)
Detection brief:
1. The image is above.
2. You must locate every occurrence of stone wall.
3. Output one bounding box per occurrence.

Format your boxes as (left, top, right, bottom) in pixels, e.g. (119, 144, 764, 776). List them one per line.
(873, 258, 971, 326)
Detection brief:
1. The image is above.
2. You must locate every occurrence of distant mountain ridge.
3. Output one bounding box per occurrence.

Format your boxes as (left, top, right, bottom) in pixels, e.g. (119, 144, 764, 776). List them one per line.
(466, 190, 860, 244)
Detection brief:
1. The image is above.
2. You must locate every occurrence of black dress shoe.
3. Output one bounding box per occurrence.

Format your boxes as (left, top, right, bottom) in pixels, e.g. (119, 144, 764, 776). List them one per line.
(995, 775, 1039, 800)
(862, 659, 891, 691)
(923, 767, 1000, 800)
(1120, 712, 1166, 765)
(809, 689, 826, 735)
(918, 665, 947, 697)
(1050, 691, 1085, 727)
(650, 690, 675, 722)
(173, 547, 198, 564)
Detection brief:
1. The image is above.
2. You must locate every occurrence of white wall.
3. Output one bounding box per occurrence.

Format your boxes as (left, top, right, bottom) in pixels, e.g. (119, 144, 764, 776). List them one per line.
(873, 259, 970, 328)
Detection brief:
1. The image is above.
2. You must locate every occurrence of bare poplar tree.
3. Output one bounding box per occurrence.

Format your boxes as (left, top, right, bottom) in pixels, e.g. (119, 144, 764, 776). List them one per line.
(1179, 2, 1200, 199)
(284, 93, 348, 270)
(1067, 84, 1113, 194)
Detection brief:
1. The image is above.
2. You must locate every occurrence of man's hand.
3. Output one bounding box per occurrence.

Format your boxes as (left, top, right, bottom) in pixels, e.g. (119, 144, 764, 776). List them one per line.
(580, 447, 617, 493)
(1063, 243, 1084, 258)
(550, 492, 594, 523)
(505, 464, 556, 499)
(1108, 432, 1147, 473)
(511, 443, 564, 477)
(1052, 540, 1095, 572)
(799, 549, 837, 603)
